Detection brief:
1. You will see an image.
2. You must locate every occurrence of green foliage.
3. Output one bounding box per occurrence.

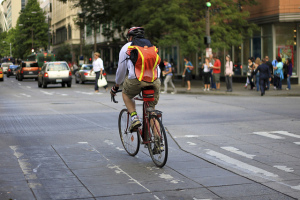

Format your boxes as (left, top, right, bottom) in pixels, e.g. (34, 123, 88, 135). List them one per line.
(13, 0, 48, 58)
(55, 43, 72, 62)
(57, 0, 258, 56)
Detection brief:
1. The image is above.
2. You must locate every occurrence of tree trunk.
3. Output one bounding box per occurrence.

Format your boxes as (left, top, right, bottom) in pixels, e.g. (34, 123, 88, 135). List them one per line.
(94, 27, 97, 52)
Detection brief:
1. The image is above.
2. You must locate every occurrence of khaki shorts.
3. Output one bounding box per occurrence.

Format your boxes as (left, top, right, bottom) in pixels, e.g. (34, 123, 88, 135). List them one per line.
(213, 73, 220, 83)
(123, 77, 161, 107)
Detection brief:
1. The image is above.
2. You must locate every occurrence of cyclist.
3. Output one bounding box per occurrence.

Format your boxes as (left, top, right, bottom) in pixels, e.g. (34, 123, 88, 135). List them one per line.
(110, 27, 161, 132)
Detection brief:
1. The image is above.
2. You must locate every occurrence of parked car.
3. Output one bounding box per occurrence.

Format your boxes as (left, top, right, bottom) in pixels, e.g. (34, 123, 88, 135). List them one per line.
(0, 67, 3, 81)
(7, 65, 19, 77)
(1, 62, 13, 74)
(15, 66, 22, 80)
(75, 64, 95, 84)
(18, 61, 39, 81)
(38, 61, 72, 88)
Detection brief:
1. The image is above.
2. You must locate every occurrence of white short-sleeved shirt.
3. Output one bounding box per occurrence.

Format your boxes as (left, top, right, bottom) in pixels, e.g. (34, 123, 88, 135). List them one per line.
(92, 58, 104, 72)
(115, 42, 160, 85)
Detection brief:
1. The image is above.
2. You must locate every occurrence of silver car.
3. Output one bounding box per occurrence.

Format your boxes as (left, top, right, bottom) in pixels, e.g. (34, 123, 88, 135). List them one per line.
(1, 62, 13, 74)
(75, 64, 95, 84)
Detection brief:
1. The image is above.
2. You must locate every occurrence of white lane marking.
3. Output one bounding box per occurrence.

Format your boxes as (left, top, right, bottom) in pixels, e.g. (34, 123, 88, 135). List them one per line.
(185, 135, 199, 138)
(187, 142, 197, 146)
(294, 142, 300, 145)
(273, 165, 294, 172)
(206, 149, 278, 177)
(82, 142, 160, 200)
(41, 91, 53, 95)
(116, 147, 124, 151)
(27, 86, 31, 89)
(18, 83, 21, 85)
(158, 173, 180, 184)
(252, 132, 284, 139)
(10, 146, 41, 188)
(271, 131, 300, 139)
(291, 185, 300, 190)
(20, 93, 31, 98)
(104, 140, 114, 145)
(75, 91, 94, 95)
(78, 142, 88, 144)
(33, 164, 42, 173)
(221, 146, 256, 159)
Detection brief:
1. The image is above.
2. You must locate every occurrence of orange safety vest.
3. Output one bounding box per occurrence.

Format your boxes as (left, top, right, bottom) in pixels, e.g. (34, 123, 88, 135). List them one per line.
(127, 45, 161, 83)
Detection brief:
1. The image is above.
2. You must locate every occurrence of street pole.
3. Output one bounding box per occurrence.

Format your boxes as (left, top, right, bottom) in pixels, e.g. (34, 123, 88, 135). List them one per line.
(48, 16, 50, 52)
(205, 6, 210, 48)
(10, 43, 11, 57)
(32, 28, 34, 51)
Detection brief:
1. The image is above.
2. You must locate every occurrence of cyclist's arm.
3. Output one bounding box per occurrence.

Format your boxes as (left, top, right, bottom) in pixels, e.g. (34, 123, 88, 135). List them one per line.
(115, 44, 130, 86)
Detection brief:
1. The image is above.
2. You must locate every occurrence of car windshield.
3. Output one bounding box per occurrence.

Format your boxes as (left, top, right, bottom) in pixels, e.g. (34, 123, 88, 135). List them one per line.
(22, 62, 38, 67)
(47, 63, 68, 71)
(82, 65, 93, 70)
(9, 65, 18, 69)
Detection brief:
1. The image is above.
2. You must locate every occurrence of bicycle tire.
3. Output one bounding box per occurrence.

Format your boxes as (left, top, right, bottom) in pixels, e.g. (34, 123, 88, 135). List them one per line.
(147, 115, 168, 167)
(118, 109, 140, 156)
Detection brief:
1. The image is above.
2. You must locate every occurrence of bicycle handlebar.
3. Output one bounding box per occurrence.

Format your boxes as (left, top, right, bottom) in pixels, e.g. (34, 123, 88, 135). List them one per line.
(111, 90, 122, 103)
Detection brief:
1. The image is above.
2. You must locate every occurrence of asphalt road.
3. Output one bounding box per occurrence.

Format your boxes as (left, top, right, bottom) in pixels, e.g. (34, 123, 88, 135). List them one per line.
(0, 76, 300, 200)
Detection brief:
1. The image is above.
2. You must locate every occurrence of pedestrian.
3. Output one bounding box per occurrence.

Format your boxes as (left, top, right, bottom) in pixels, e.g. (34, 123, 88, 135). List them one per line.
(286, 58, 292, 90)
(201, 57, 213, 91)
(225, 55, 233, 92)
(254, 59, 271, 96)
(182, 57, 193, 91)
(265, 56, 273, 90)
(73, 62, 78, 74)
(90, 52, 107, 93)
(273, 56, 284, 90)
(245, 57, 255, 89)
(161, 59, 176, 94)
(210, 54, 221, 90)
(254, 57, 261, 92)
(209, 54, 216, 90)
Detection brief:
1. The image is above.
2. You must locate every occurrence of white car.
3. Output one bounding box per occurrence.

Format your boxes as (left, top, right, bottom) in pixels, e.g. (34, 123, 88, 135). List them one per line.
(37, 61, 72, 88)
(1, 62, 13, 74)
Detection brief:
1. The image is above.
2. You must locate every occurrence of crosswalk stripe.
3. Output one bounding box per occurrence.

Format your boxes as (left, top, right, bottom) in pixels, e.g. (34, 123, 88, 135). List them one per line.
(271, 131, 300, 139)
(221, 146, 255, 159)
(206, 149, 278, 177)
(252, 132, 285, 139)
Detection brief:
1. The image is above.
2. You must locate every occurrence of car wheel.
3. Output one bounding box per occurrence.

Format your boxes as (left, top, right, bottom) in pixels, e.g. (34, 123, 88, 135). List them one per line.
(42, 80, 47, 88)
(35, 78, 38, 81)
(81, 80, 85, 84)
(19, 76, 23, 81)
(67, 82, 71, 87)
(61, 83, 65, 87)
(7, 74, 9, 78)
(75, 78, 79, 84)
(0, 78, 3, 81)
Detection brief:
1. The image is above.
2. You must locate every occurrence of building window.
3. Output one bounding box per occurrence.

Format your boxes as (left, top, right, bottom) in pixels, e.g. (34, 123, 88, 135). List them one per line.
(86, 24, 92, 37)
(253, 29, 261, 60)
(275, 23, 297, 76)
(262, 24, 272, 59)
(56, 26, 67, 44)
(68, 24, 72, 40)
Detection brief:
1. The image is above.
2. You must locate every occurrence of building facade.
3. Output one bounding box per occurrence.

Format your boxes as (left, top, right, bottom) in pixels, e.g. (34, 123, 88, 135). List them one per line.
(50, 0, 80, 61)
(0, 0, 23, 31)
(220, 0, 300, 84)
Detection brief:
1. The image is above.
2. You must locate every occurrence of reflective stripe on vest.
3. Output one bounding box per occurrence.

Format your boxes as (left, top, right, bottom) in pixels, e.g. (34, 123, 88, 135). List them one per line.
(128, 45, 160, 82)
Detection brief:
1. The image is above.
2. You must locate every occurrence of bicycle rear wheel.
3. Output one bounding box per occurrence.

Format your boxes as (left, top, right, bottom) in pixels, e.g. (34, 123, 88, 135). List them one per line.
(118, 109, 140, 156)
(147, 115, 168, 167)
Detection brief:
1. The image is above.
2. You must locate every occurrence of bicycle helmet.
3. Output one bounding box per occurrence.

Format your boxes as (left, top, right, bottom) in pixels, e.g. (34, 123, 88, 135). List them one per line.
(126, 27, 144, 38)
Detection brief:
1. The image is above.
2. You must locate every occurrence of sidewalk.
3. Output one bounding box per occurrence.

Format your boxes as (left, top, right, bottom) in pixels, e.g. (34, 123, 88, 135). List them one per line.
(106, 75, 300, 97)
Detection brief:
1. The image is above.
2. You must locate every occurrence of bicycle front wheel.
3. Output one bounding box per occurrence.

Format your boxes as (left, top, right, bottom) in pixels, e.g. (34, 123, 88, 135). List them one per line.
(118, 109, 140, 156)
(147, 115, 168, 167)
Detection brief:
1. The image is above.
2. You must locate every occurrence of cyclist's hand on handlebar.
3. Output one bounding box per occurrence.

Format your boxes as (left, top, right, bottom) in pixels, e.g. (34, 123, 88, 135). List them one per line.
(110, 85, 119, 96)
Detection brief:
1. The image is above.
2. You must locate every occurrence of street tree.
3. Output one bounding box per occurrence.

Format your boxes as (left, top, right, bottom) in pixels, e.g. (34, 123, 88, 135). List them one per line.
(14, 0, 48, 58)
(109, 0, 258, 55)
